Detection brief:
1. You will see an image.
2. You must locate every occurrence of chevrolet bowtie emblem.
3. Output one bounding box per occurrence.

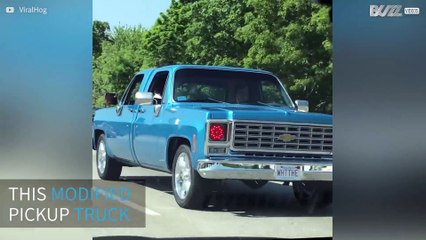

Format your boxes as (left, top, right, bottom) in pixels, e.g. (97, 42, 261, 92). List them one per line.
(278, 134, 296, 142)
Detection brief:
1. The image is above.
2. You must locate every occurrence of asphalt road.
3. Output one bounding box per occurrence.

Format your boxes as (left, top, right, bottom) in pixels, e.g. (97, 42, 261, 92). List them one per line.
(91, 152, 332, 239)
(0, 153, 332, 240)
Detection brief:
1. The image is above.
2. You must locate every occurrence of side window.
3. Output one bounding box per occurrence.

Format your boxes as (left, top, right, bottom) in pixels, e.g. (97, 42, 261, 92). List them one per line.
(123, 74, 144, 105)
(148, 71, 169, 103)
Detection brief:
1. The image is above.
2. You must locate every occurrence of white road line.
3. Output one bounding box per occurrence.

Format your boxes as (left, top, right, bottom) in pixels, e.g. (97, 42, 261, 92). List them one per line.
(96, 188, 161, 216)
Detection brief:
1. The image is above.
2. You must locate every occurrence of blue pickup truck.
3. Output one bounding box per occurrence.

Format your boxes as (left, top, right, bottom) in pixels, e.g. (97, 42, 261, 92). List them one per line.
(93, 65, 333, 209)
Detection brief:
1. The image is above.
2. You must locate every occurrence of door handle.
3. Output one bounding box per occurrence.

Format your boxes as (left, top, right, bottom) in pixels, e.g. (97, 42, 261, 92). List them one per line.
(129, 106, 144, 113)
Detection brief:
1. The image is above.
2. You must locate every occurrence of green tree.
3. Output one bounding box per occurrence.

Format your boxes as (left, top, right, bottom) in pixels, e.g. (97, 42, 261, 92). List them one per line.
(183, 0, 251, 66)
(238, 0, 332, 112)
(92, 0, 332, 113)
(143, 0, 332, 112)
(92, 21, 112, 58)
(92, 26, 148, 106)
(143, 0, 191, 67)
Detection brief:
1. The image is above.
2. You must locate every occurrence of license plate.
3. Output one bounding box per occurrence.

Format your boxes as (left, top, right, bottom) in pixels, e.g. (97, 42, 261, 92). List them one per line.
(274, 165, 302, 180)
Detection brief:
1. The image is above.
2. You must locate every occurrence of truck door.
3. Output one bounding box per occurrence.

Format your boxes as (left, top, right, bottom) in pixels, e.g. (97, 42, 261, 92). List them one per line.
(108, 74, 144, 162)
(132, 70, 169, 170)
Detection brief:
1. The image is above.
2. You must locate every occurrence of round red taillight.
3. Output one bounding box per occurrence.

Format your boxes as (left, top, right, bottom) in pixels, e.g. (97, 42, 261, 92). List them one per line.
(209, 124, 226, 141)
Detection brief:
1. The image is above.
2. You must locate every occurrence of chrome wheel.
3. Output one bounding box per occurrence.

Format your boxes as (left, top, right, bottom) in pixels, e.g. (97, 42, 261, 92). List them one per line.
(97, 140, 107, 175)
(174, 152, 191, 200)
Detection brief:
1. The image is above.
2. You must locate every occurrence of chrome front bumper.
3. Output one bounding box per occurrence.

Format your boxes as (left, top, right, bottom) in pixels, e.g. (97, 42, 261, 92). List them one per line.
(196, 158, 332, 181)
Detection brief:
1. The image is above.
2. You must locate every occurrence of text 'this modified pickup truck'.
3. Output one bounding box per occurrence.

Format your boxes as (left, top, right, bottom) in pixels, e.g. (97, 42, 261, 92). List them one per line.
(93, 65, 333, 209)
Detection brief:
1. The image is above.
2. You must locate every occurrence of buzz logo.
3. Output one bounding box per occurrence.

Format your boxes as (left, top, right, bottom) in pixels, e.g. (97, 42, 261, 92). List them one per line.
(370, 5, 403, 17)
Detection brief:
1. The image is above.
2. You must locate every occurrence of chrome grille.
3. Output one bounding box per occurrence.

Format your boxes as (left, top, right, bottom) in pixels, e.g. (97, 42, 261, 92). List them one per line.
(235, 152, 332, 160)
(232, 122, 333, 154)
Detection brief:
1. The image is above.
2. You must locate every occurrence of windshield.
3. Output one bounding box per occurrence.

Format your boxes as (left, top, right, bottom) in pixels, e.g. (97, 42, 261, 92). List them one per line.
(173, 69, 294, 107)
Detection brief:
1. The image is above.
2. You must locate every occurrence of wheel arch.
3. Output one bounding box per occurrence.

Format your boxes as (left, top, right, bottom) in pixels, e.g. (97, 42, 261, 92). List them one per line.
(167, 136, 191, 172)
(93, 129, 105, 150)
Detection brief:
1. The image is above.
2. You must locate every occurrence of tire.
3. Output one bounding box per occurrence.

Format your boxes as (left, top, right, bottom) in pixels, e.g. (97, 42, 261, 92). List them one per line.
(242, 180, 268, 189)
(96, 134, 122, 180)
(293, 181, 332, 208)
(172, 145, 208, 209)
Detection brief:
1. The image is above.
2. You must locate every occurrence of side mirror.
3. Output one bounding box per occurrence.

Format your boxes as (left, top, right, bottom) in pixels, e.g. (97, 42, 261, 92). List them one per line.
(135, 92, 153, 105)
(104, 93, 118, 105)
(295, 100, 309, 112)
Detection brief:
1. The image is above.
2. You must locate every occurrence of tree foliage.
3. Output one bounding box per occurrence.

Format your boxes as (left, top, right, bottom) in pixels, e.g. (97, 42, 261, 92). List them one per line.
(92, 0, 332, 113)
(92, 25, 148, 106)
(92, 21, 112, 58)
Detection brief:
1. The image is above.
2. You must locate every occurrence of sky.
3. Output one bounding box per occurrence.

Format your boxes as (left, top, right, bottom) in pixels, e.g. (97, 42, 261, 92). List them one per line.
(93, 0, 172, 30)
